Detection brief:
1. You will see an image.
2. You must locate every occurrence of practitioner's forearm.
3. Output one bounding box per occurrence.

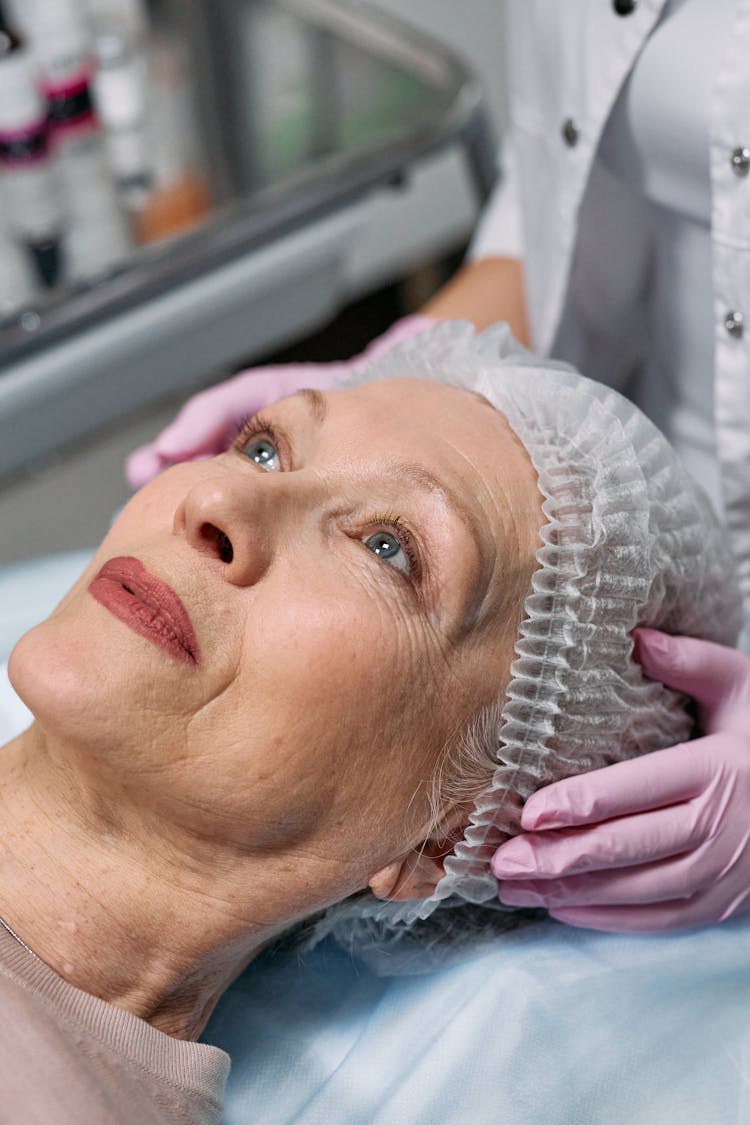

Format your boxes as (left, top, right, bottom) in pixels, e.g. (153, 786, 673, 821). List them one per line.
(421, 257, 530, 345)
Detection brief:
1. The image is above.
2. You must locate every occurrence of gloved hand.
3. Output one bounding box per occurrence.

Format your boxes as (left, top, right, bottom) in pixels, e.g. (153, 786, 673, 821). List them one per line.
(492, 628, 750, 931)
(126, 314, 434, 488)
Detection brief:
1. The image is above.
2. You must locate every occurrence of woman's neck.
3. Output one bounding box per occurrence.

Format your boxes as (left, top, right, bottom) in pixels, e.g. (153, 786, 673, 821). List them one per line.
(0, 724, 284, 1040)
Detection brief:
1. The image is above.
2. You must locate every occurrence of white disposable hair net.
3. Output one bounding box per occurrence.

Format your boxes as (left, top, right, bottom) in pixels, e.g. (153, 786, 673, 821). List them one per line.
(310, 321, 742, 971)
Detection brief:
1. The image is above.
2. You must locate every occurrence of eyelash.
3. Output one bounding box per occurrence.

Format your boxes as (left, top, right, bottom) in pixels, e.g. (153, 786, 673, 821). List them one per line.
(231, 415, 424, 586)
(363, 512, 422, 585)
(233, 413, 282, 457)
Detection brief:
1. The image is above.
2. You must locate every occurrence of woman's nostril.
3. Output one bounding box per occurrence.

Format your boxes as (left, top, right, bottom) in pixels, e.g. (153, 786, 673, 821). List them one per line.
(199, 522, 234, 564)
(217, 532, 234, 564)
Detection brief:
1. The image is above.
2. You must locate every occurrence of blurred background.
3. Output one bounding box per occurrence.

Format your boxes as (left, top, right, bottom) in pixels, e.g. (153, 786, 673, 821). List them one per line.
(0, 0, 507, 562)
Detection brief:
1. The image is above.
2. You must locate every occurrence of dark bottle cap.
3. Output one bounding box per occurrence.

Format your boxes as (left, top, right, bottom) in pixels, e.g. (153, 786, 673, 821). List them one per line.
(28, 236, 63, 289)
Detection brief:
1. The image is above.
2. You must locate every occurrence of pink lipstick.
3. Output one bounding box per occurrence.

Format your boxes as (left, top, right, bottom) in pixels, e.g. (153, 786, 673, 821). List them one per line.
(89, 556, 200, 665)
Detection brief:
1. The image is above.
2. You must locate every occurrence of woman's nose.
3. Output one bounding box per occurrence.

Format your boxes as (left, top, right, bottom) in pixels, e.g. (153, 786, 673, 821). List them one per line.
(174, 471, 277, 586)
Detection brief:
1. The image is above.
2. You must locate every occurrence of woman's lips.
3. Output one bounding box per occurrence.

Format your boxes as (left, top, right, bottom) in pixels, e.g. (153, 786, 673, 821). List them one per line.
(88, 556, 200, 665)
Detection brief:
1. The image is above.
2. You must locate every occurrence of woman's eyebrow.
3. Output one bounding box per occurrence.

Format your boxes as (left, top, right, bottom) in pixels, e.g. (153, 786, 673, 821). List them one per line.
(286, 387, 485, 558)
(294, 387, 328, 424)
(386, 459, 491, 627)
(385, 459, 485, 553)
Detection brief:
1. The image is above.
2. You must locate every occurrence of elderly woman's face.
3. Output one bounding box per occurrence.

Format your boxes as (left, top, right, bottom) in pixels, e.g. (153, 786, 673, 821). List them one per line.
(10, 378, 540, 917)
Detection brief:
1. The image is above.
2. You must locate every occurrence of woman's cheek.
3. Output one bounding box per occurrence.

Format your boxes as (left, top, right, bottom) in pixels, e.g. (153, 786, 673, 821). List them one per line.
(245, 575, 422, 744)
(115, 475, 184, 537)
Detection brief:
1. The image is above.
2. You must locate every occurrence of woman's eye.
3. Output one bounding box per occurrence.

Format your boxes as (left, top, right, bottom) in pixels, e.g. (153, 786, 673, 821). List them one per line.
(244, 438, 280, 472)
(364, 531, 410, 576)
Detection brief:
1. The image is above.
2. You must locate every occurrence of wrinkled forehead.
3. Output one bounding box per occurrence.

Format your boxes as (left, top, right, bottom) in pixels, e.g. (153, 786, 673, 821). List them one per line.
(338, 375, 503, 431)
(328, 375, 538, 498)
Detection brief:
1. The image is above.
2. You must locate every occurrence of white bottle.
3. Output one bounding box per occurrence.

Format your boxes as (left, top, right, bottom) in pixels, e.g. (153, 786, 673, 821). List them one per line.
(82, 0, 149, 43)
(59, 144, 132, 282)
(19, 0, 98, 140)
(19, 0, 132, 283)
(90, 20, 153, 209)
(0, 47, 64, 286)
(0, 209, 38, 320)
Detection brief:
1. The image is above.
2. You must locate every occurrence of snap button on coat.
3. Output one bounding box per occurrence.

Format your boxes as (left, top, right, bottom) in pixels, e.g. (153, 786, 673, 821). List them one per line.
(731, 147, 750, 176)
(562, 118, 580, 147)
(724, 310, 745, 338)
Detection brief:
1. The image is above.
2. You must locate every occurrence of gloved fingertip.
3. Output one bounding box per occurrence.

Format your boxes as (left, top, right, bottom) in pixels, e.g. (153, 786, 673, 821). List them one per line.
(125, 447, 159, 490)
(520, 793, 548, 830)
(520, 792, 569, 831)
(497, 883, 547, 908)
(632, 627, 671, 667)
(546, 907, 597, 929)
(153, 429, 189, 459)
(491, 838, 539, 878)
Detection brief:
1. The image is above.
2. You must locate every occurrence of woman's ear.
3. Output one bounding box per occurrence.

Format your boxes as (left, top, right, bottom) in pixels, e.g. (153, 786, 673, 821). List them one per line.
(367, 811, 469, 902)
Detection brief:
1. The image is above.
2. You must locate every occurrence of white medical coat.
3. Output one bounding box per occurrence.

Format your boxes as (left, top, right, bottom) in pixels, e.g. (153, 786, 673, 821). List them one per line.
(472, 0, 750, 623)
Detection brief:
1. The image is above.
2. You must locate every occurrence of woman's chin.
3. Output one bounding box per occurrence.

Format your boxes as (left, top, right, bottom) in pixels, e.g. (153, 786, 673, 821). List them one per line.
(9, 623, 89, 736)
(7, 607, 140, 750)
(7, 588, 200, 759)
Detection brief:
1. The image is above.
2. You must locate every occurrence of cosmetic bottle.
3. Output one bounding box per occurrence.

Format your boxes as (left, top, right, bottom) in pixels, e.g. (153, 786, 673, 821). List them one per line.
(19, 0, 132, 283)
(0, 210, 38, 321)
(89, 17, 153, 211)
(133, 36, 212, 244)
(58, 140, 132, 283)
(0, 6, 64, 287)
(83, 0, 149, 43)
(20, 0, 98, 143)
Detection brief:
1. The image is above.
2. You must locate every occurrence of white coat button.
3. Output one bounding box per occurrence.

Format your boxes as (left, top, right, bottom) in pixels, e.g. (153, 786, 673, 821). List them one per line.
(730, 147, 750, 176)
(562, 118, 579, 147)
(724, 310, 744, 338)
(613, 0, 637, 13)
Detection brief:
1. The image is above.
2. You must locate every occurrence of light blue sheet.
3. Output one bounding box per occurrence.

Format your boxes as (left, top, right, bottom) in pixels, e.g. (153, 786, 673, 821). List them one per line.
(207, 919, 750, 1125)
(2, 552, 749, 1124)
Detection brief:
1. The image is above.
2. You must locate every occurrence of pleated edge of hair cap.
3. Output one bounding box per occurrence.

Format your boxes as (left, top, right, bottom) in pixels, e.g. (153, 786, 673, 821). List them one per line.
(324, 319, 741, 932)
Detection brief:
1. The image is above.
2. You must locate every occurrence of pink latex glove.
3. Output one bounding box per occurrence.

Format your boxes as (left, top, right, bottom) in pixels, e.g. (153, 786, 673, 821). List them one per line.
(492, 628, 750, 931)
(126, 314, 434, 488)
